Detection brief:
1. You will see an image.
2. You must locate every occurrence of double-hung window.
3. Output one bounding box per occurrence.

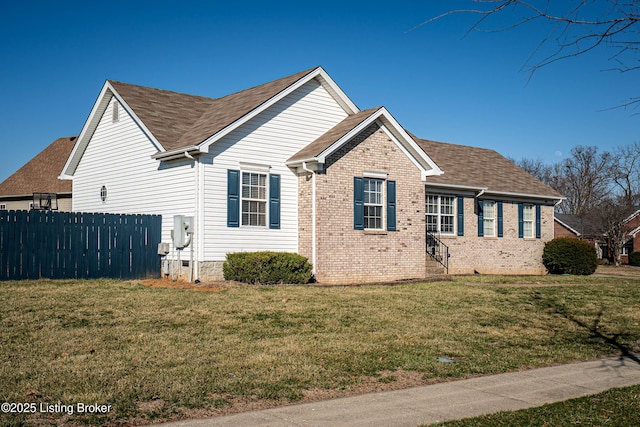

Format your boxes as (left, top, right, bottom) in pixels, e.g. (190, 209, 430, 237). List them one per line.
(227, 169, 280, 229)
(522, 204, 534, 238)
(364, 178, 383, 230)
(241, 172, 267, 227)
(354, 176, 396, 232)
(426, 195, 455, 235)
(483, 201, 496, 237)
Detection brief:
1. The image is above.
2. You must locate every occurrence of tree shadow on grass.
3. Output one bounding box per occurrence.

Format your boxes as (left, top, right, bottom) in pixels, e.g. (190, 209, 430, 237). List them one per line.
(538, 296, 640, 365)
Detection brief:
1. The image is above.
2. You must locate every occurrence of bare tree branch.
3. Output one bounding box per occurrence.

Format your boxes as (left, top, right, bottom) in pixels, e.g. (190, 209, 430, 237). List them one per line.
(412, 1, 640, 109)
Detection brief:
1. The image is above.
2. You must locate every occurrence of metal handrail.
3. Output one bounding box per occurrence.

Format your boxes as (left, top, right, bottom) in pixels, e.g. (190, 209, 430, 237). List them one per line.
(426, 231, 449, 274)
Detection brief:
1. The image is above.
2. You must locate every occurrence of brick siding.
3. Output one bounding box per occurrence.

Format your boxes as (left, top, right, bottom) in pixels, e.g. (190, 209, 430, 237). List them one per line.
(298, 123, 426, 284)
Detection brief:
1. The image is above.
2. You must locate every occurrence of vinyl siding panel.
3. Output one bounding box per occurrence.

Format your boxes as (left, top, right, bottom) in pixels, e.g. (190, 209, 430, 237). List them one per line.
(73, 97, 196, 254)
(202, 79, 348, 260)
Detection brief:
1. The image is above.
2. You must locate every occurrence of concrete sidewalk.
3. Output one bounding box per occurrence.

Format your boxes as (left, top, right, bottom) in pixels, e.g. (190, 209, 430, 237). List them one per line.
(156, 354, 640, 427)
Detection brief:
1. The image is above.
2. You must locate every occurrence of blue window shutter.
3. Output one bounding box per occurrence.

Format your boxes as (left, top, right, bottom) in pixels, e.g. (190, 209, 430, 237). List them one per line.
(269, 174, 281, 229)
(518, 203, 524, 238)
(227, 170, 240, 227)
(497, 202, 504, 238)
(387, 180, 396, 231)
(354, 177, 364, 230)
(535, 204, 541, 239)
(477, 200, 484, 237)
(457, 197, 464, 236)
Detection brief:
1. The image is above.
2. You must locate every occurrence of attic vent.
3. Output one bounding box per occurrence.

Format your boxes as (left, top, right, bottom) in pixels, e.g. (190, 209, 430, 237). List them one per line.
(112, 101, 119, 123)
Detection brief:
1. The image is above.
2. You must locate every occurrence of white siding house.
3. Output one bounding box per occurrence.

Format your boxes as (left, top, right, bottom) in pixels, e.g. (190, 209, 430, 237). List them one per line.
(61, 67, 358, 279)
(61, 66, 563, 283)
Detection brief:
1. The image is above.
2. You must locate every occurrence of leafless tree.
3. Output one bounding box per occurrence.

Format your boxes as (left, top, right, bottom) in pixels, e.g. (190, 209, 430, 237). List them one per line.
(513, 157, 554, 184)
(589, 197, 636, 265)
(611, 141, 640, 205)
(413, 1, 640, 110)
(555, 145, 613, 216)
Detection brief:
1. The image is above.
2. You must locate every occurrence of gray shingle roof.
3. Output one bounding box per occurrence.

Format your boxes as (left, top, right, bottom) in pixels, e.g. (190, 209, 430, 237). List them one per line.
(111, 67, 318, 152)
(0, 137, 75, 197)
(416, 138, 563, 199)
(288, 107, 381, 163)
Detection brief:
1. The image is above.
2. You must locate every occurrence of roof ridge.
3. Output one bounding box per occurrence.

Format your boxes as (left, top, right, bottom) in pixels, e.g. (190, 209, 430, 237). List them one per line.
(108, 80, 216, 101)
(209, 66, 319, 103)
(174, 66, 322, 148)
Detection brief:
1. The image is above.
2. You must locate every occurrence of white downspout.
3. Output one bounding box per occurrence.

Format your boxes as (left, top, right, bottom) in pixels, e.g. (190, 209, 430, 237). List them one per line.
(302, 162, 317, 276)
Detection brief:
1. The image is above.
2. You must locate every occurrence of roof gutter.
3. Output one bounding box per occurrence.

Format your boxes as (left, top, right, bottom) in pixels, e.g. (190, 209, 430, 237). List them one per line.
(483, 189, 565, 201)
(152, 146, 202, 161)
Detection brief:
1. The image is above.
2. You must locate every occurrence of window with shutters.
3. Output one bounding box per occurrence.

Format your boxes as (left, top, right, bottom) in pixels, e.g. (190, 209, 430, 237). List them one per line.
(241, 172, 267, 227)
(364, 178, 383, 230)
(522, 204, 534, 238)
(354, 176, 396, 232)
(483, 201, 496, 237)
(425, 195, 456, 235)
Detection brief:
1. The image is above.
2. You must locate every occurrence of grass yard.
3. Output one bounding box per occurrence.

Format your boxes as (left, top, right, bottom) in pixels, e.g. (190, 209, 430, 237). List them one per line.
(431, 383, 640, 427)
(1, 274, 639, 426)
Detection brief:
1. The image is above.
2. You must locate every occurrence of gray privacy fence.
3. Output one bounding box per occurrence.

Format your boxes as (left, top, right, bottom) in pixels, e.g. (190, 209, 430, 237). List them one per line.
(0, 210, 162, 280)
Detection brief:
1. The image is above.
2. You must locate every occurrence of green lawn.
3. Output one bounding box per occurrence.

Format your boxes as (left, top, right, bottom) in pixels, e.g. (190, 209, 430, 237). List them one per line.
(1, 275, 639, 426)
(431, 383, 640, 427)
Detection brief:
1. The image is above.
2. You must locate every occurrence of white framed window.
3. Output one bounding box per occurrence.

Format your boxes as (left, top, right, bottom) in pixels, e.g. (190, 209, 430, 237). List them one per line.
(241, 172, 267, 227)
(483, 201, 496, 237)
(523, 204, 534, 238)
(364, 178, 383, 229)
(426, 195, 456, 235)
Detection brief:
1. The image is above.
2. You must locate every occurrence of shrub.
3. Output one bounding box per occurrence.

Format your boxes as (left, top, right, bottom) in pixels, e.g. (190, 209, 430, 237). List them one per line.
(629, 251, 640, 267)
(223, 251, 313, 285)
(542, 237, 598, 275)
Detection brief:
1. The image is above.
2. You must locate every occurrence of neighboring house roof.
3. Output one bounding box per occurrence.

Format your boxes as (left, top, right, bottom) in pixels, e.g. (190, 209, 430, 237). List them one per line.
(416, 138, 563, 200)
(0, 136, 76, 198)
(554, 214, 582, 237)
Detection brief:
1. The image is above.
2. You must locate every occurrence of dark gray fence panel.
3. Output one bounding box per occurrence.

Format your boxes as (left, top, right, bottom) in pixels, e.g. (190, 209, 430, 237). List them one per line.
(0, 210, 162, 281)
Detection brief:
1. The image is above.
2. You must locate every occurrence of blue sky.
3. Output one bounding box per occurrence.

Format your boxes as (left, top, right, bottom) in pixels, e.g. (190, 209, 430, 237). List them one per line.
(1, 0, 637, 183)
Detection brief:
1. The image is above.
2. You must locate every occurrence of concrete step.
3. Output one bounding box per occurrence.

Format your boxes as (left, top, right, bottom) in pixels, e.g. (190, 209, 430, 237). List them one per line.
(425, 257, 446, 275)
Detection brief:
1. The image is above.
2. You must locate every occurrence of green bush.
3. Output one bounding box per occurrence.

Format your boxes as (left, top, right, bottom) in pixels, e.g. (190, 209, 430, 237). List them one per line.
(223, 251, 313, 285)
(629, 251, 640, 267)
(542, 237, 598, 275)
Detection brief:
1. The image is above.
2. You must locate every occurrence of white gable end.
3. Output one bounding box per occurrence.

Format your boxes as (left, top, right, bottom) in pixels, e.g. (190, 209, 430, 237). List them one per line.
(201, 78, 349, 261)
(72, 97, 196, 250)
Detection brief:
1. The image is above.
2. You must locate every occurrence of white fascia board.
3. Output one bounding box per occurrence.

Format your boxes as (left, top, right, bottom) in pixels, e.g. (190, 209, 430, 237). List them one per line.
(627, 224, 640, 237)
(315, 68, 359, 114)
(60, 81, 165, 177)
(152, 145, 202, 161)
(60, 81, 112, 178)
(623, 209, 640, 224)
(316, 107, 443, 181)
(425, 182, 488, 192)
(316, 108, 383, 164)
(483, 189, 565, 203)
(198, 67, 359, 152)
(109, 84, 165, 153)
